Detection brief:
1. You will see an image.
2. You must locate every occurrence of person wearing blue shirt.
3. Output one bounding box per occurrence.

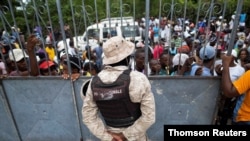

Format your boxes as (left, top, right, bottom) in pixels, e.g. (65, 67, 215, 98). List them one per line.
(92, 42, 103, 71)
(190, 44, 216, 76)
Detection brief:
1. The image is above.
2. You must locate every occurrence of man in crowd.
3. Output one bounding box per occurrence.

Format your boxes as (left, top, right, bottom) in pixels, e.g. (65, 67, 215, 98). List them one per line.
(221, 52, 250, 125)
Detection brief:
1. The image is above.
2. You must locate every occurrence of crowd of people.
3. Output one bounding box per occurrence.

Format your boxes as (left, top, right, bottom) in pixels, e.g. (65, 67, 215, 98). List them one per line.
(0, 23, 101, 80)
(134, 14, 250, 126)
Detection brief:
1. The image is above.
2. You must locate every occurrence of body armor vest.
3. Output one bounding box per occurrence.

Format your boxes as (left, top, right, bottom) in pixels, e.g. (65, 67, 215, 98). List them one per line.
(91, 69, 141, 127)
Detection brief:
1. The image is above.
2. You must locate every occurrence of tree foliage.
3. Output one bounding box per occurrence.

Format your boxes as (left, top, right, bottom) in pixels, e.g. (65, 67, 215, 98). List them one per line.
(0, 0, 249, 37)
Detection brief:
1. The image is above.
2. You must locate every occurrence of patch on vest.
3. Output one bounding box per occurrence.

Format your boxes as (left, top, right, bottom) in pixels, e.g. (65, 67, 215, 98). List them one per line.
(93, 89, 123, 100)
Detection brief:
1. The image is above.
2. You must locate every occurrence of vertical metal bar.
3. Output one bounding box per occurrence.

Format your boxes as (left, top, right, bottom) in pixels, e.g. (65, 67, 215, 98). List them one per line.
(70, 0, 78, 48)
(227, 0, 244, 55)
(94, 0, 99, 31)
(158, 0, 162, 43)
(37, 13, 48, 30)
(158, 0, 162, 27)
(177, 0, 187, 74)
(56, 0, 72, 76)
(181, 0, 187, 40)
(211, 0, 228, 69)
(5, 0, 24, 73)
(108, 0, 111, 29)
(106, 0, 109, 18)
(190, 0, 201, 56)
(133, 0, 135, 40)
(69, 3, 84, 139)
(144, 0, 150, 76)
(167, 0, 175, 72)
(169, 0, 174, 49)
(214, 0, 227, 52)
(82, 0, 92, 72)
(70, 0, 82, 67)
(120, 0, 123, 26)
(0, 11, 12, 28)
(82, 0, 89, 46)
(56, 2, 82, 140)
(7, 0, 30, 75)
(45, 0, 58, 65)
(7, 0, 24, 50)
(0, 11, 12, 65)
(32, 0, 52, 75)
(43, 0, 56, 76)
(0, 11, 6, 62)
(20, 0, 31, 35)
(204, 0, 214, 46)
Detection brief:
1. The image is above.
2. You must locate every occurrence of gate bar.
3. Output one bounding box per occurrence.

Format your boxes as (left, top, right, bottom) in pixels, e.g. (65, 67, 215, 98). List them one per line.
(227, 0, 244, 55)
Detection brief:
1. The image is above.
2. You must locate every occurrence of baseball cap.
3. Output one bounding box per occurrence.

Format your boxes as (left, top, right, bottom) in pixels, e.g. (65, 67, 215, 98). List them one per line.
(39, 60, 55, 69)
(172, 53, 189, 66)
(199, 45, 216, 60)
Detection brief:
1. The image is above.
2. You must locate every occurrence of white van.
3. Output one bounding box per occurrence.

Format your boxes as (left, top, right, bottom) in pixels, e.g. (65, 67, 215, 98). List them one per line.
(57, 17, 141, 52)
(79, 16, 142, 51)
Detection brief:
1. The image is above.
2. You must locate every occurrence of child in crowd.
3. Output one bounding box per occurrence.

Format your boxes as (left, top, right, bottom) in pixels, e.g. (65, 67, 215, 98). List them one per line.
(159, 52, 173, 75)
(149, 59, 161, 75)
(38, 59, 58, 76)
(82, 62, 99, 77)
(171, 53, 190, 76)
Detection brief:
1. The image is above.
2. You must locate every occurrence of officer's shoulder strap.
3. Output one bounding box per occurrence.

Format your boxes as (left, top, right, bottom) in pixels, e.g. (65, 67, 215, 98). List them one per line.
(119, 69, 131, 81)
(92, 69, 131, 85)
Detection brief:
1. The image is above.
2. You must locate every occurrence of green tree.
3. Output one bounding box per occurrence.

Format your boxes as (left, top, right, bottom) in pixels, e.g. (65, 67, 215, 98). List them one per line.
(0, 0, 249, 38)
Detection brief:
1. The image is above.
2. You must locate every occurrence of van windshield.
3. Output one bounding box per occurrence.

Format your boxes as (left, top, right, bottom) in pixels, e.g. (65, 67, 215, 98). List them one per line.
(121, 25, 140, 38)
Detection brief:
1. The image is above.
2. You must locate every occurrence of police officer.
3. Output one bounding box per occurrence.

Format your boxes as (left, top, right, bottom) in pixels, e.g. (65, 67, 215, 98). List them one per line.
(81, 36, 155, 141)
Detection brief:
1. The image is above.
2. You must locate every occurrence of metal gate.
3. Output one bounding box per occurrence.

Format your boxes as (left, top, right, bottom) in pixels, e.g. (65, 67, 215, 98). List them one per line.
(0, 0, 245, 140)
(0, 76, 221, 141)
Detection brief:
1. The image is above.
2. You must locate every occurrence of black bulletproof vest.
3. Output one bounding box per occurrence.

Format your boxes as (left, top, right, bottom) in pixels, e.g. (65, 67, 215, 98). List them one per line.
(91, 69, 141, 128)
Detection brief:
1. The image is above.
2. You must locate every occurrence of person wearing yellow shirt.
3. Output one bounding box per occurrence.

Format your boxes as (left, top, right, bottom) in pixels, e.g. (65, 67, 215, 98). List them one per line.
(222, 54, 250, 125)
(45, 37, 56, 61)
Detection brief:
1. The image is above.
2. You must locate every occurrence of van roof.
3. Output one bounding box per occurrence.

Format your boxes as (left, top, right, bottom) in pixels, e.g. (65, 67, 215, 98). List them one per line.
(100, 16, 134, 23)
(86, 19, 138, 30)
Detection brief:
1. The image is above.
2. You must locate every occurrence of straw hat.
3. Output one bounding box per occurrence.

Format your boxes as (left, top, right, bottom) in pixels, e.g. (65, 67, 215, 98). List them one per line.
(103, 36, 135, 65)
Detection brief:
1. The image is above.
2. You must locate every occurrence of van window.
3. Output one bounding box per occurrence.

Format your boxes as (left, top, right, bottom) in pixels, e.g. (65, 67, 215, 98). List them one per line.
(103, 27, 117, 38)
(87, 29, 99, 39)
(121, 25, 140, 38)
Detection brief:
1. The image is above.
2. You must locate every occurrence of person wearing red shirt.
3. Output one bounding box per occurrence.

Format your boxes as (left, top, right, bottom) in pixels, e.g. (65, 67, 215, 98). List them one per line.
(153, 41, 163, 60)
